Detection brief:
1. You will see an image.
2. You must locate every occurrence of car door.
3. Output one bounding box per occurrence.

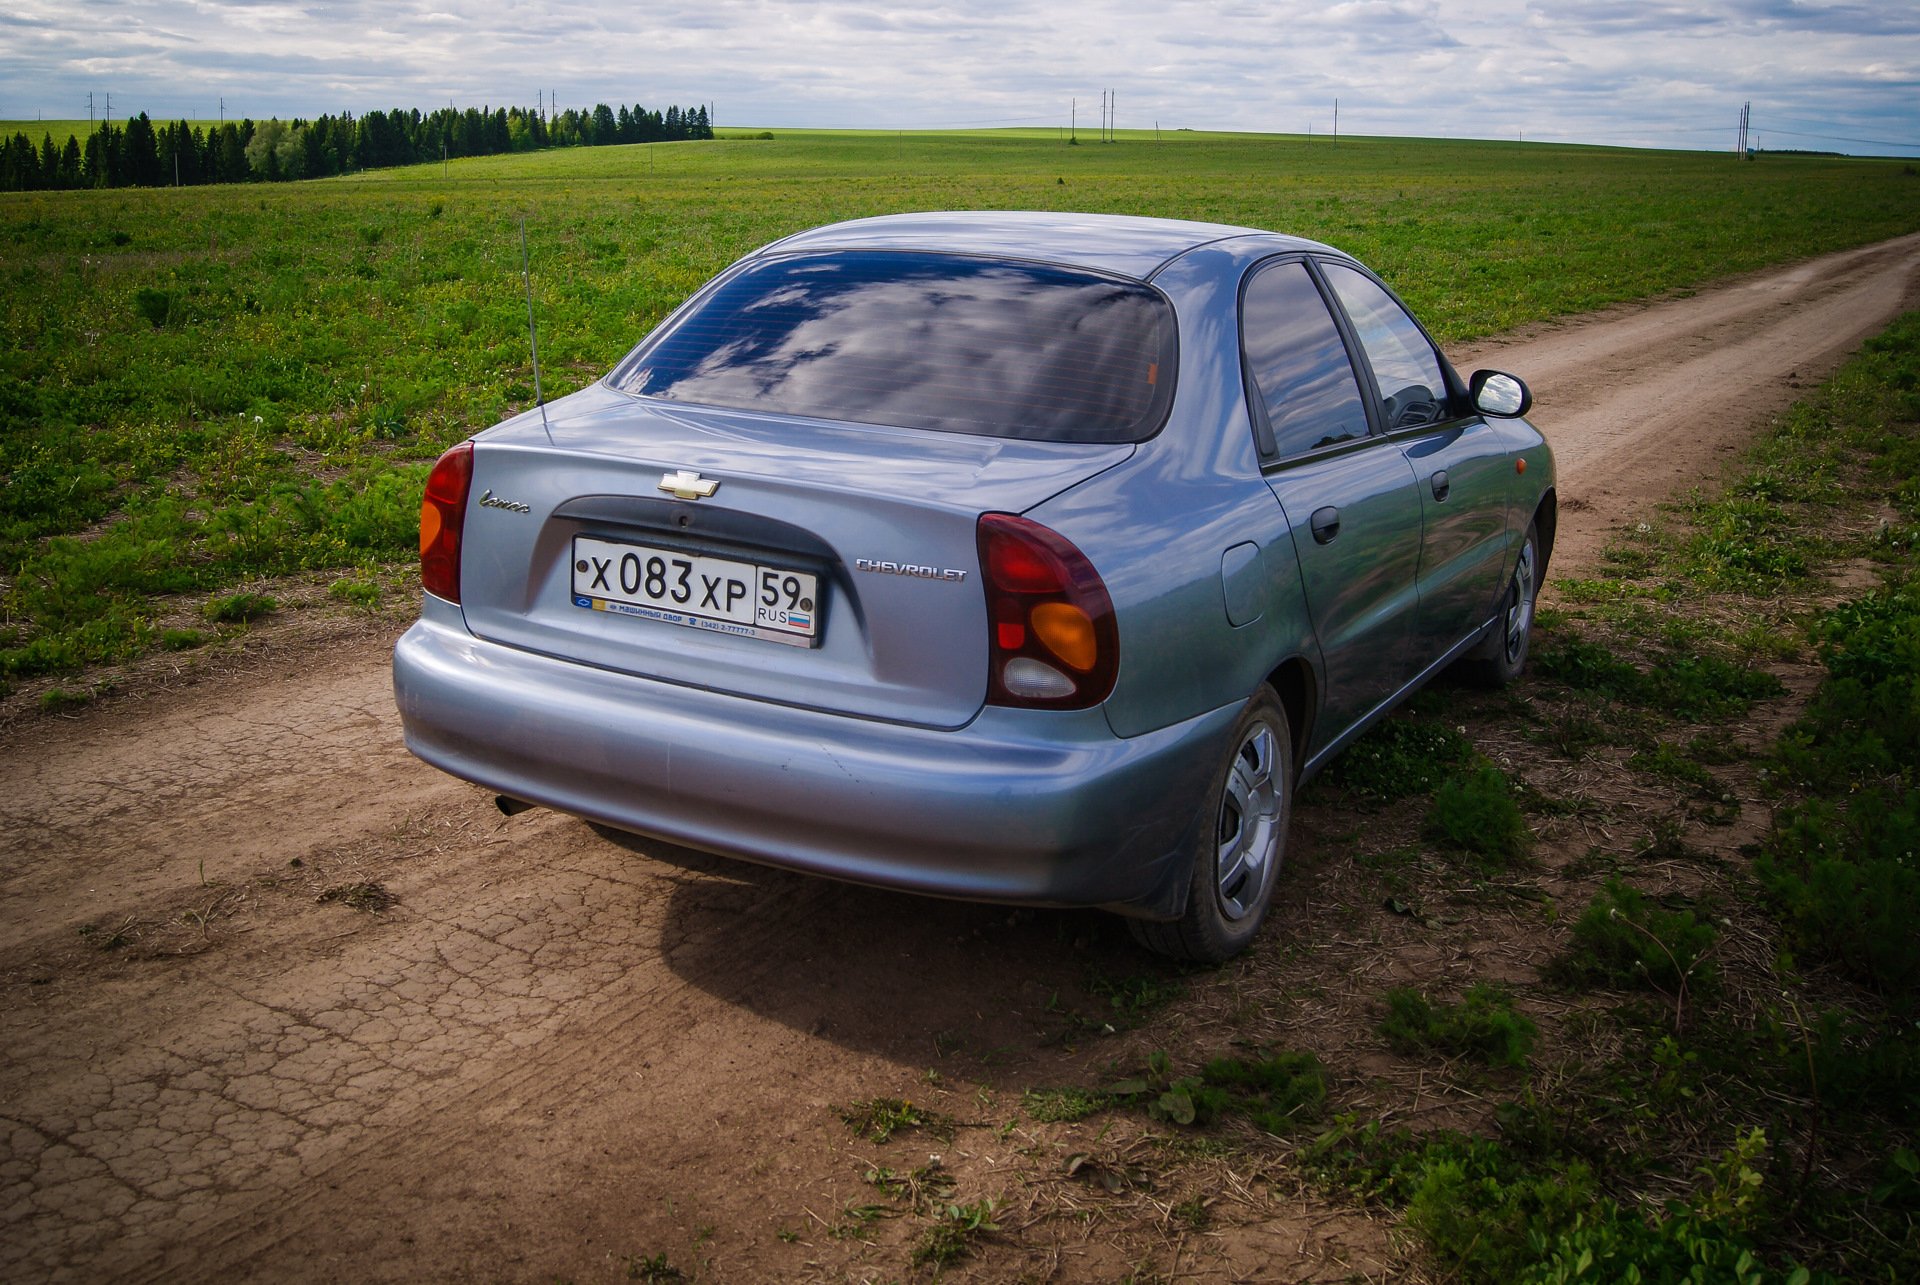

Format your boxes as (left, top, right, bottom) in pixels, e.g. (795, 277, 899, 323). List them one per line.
(1241, 257, 1425, 752)
(1318, 261, 1514, 666)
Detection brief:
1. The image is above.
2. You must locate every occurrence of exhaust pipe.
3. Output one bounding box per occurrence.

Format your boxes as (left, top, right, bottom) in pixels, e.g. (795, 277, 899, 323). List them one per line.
(495, 795, 537, 817)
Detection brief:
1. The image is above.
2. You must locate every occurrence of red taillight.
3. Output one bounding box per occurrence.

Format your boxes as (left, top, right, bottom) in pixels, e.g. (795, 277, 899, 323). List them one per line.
(977, 513, 1118, 709)
(420, 441, 473, 602)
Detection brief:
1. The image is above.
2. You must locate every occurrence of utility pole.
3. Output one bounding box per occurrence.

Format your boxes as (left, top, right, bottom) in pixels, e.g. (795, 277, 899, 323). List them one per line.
(88, 92, 95, 135)
(1737, 101, 1751, 158)
(1333, 97, 1338, 148)
(1071, 97, 1076, 143)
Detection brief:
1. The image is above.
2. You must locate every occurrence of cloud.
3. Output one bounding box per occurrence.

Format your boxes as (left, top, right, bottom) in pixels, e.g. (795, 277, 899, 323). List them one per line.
(0, 0, 1912, 154)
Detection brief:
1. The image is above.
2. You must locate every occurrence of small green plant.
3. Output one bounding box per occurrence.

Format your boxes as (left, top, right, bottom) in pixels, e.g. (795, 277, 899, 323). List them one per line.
(1629, 741, 1722, 796)
(865, 1161, 955, 1210)
(622, 1252, 682, 1282)
(837, 1097, 953, 1144)
(132, 285, 173, 327)
(38, 686, 91, 712)
(826, 1201, 891, 1240)
(203, 591, 277, 624)
(1022, 1085, 1110, 1123)
(1110, 1049, 1326, 1134)
(1426, 763, 1531, 869)
(160, 627, 206, 651)
(912, 1198, 999, 1268)
(327, 577, 381, 608)
(1088, 967, 1188, 1027)
(1323, 717, 1474, 801)
(1380, 984, 1538, 1068)
(1552, 880, 1719, 1020)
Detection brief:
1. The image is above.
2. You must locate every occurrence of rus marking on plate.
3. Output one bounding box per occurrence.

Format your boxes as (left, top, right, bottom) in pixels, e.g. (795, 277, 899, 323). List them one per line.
(659, 469, 720, 500)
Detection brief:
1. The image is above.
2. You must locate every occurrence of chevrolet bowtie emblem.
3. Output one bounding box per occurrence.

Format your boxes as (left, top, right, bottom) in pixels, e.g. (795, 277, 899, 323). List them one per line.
(658, 469, 720, 500)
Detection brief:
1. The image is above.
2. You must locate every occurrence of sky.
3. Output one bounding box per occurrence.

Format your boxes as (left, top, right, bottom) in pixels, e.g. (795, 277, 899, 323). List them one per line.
(3, 1, 1917, 155)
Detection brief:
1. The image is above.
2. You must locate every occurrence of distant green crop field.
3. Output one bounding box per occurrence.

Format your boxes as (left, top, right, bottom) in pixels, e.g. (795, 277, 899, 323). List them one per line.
(3, 129, 1918, 689)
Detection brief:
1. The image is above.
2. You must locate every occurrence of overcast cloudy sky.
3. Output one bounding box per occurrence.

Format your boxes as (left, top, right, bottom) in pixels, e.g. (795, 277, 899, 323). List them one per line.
(4, 1, 1916, 154)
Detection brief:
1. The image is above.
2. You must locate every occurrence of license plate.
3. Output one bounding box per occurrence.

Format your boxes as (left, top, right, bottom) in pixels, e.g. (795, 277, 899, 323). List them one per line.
(571, 536, 821, 647)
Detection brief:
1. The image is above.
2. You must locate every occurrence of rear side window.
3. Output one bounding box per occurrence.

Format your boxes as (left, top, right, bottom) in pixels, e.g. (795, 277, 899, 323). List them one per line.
(1241, 260, 1370, 458)
(616, 251, 1177, 443)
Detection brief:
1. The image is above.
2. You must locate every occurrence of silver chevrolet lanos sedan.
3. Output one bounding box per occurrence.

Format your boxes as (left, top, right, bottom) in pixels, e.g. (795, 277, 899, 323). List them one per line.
(393, 211, 1555, 962)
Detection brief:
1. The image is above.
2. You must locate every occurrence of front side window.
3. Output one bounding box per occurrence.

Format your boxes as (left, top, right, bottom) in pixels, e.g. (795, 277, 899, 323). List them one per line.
(1321, 262, 1449, 430)
(615, 251, 1177, 443)
(1241, 259, 1370, 459)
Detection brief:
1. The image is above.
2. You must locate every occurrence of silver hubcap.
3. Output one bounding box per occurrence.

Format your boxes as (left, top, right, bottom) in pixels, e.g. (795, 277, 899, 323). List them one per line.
(1216, 720, 1283, 921)
(1504, 538, 1537, 663)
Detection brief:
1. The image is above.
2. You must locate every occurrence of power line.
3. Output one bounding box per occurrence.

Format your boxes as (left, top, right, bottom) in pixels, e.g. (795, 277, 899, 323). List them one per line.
(1754, 124, 1920, 150)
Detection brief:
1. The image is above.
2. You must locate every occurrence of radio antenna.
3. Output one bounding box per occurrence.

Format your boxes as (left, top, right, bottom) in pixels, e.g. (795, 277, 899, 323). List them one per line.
(518, 215, 552, 440)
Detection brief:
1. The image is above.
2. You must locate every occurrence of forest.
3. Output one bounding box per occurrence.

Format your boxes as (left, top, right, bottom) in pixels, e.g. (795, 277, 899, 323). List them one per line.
(0, 101, 715, 191)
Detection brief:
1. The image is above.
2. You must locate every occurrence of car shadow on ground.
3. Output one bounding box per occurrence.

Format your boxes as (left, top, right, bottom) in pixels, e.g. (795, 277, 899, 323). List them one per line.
(586, 822, 1181, 1070)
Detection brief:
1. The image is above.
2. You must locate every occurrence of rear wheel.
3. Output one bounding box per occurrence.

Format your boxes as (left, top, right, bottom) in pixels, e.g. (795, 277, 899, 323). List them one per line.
(1459, 521, 1540, 688)
(1129, 687, 1292, 963)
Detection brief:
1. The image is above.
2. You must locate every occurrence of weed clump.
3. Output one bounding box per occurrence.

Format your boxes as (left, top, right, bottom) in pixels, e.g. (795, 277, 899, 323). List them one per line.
(1022, 1085, 1109, 1124)
(1109, 1049, 1326, 1134)
(911, 1198, 998, 1267)
(132, 286, 174, 328)
(1380, 984, 1537, 1068)
(203, 591, 277, 624)
(1533, 639, 1782, 720)
(1302, 1118, 1804, 1284)
(1552, 879, 1719, 996)
(837, 1097, 954, 1144)
(1426, 763, 1531, 870)
(1323, 717, 1474, 802)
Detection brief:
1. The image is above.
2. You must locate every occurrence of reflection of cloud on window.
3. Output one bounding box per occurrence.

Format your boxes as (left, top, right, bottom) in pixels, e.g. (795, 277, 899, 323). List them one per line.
(621, 252, 1176, 443)
(1242, 260, 1369, 458)
(1321, 263, 1446, 430)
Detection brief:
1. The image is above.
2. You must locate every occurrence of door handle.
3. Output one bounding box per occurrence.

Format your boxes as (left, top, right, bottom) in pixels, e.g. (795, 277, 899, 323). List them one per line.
(1430, 469, 1451, 502)
(1310, 506, 1341, 545)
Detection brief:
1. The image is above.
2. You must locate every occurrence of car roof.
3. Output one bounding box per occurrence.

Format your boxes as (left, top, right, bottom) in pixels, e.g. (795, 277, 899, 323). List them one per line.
(754, 211, 1333, 281)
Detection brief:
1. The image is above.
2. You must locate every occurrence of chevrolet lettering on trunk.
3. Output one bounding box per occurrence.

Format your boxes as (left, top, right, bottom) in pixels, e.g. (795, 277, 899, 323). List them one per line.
(855, 558, 968, 582)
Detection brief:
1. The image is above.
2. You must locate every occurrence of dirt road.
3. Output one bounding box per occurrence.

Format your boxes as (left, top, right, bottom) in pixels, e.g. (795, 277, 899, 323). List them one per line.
(4, 233, 1918, 1283)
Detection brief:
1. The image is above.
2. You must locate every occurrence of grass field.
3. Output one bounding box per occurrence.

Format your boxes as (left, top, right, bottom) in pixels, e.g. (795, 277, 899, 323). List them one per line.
(3, 129, 1918, 686)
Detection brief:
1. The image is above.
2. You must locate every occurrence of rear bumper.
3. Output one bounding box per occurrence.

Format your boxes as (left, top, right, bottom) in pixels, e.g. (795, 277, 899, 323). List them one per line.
(391, 597, 1235, 914)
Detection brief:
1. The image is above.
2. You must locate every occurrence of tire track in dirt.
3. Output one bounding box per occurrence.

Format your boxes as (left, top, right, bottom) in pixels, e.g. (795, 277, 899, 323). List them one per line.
(4, 233, 1919, 1282)
(1453, 230, 1920, 572)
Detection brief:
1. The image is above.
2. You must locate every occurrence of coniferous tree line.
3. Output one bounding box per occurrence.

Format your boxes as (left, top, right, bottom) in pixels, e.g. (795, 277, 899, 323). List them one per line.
(1, 102, 714, 192)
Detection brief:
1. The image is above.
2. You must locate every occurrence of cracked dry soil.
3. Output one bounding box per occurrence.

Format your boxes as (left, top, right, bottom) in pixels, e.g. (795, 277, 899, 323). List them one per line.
(3, 234, 1918, 1282)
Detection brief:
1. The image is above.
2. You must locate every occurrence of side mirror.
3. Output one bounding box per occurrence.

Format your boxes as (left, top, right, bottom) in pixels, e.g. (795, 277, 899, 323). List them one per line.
(1468, 369, 1533, 418)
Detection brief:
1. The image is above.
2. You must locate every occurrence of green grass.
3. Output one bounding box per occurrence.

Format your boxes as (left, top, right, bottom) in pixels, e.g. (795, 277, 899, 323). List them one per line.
(3, 131, 1917, 687)
(1425, 763, 1533, 870)
(1292, 318, 1920, 1283)
(1380, 984, 1538, 1068)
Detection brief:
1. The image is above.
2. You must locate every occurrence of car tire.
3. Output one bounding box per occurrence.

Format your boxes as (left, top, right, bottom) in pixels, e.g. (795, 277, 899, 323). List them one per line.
(1129, 687, 1292, 964)
(1459, 521, 1540, 689)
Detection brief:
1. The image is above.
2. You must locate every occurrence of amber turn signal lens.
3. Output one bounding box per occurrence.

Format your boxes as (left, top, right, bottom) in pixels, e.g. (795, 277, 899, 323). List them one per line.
(1031, 601, 1098, 671)
(1516, 457, 1528, 474)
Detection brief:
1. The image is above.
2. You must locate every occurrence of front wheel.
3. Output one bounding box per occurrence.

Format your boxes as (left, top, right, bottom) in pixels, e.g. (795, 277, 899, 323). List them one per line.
(1459, 521, 1540, 689)
(1129, 687, 1293, 963)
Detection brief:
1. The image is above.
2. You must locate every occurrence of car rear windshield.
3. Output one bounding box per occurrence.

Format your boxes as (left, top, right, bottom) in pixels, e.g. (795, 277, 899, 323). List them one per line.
(613, 250, 1178, 443)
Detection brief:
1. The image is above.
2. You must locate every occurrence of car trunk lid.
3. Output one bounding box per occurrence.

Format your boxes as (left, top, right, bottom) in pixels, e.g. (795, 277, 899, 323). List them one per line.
(454, 385, 1133, 729)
